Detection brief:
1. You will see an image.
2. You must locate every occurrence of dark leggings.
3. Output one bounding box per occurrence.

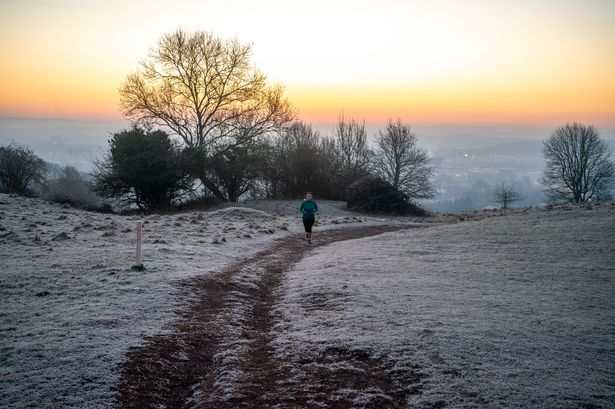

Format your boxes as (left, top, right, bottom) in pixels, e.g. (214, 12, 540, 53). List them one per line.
(303, 217, 315, 233)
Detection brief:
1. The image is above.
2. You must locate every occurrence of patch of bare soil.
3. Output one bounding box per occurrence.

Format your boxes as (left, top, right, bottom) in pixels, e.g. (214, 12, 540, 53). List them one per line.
(116, 225, 423, 408)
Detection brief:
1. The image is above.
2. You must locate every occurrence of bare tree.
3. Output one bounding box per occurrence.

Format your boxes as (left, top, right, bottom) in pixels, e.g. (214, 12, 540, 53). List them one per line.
(119, 29, 294, 199)
(541, 123, 614, 203)
(333, 114, 371, 189)
(372, 119, 435, 201)
(120, 29, 294, 149)
(493, 182, 523, 209)
(0, 144, 45, 196)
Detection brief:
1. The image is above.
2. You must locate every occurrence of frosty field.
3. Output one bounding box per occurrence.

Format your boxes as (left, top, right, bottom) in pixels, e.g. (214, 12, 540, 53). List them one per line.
(0, 194, 373, 408)
(1, 193, 614, 408)
(275, 205, 615, 408)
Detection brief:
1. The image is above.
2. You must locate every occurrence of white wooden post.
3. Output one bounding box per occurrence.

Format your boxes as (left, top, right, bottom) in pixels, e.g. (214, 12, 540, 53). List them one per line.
(135, 221, 143, 268)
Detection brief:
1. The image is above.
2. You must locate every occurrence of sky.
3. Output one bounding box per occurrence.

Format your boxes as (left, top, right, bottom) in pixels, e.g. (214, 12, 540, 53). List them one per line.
(1, 0, 614, 126)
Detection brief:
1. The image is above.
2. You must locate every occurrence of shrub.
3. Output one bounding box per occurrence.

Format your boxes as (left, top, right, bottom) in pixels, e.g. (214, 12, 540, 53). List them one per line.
(262, 122, 338, 199)
(174, 195, 223, 212)
(43, 165, 110, 212)
(0, 144, 46, 196)
(202, 142, 267, 202)
(93, 127, 195, 212)
(346, 176, 428, 216)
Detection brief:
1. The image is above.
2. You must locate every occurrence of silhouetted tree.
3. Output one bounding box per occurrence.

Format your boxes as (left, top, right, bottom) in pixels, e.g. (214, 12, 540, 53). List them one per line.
(119, 29, 294, 199)
(202, 140, 267, 202)
(333, 114, 371, 194)
(264, 122, 337, 199)
(0, 144, 45, 196)
(251, 137, 282, 199)
(372, 119, 435, 201)
(93, 127, 195, 211)
(541, 123, 614, 203)
(493, 182, 523, 209)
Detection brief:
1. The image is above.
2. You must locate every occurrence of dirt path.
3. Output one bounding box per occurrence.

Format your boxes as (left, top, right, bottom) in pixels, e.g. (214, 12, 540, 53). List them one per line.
(116, 224, 424, 408)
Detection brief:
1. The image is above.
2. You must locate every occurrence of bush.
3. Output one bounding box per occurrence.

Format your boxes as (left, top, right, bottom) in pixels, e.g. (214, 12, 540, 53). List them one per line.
(174, 195, 223, 212)
(43, 165, 110, 212)
(93, 127, 195, 212)
(0, 144, 46, 196)
(262, 122, 338, 199)
(346, 176, 428, 216)
(202, 143, 267, 202)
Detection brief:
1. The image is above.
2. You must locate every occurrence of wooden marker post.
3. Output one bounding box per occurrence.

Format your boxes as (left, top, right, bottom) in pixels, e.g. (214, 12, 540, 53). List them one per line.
(133, 221, 144, 270)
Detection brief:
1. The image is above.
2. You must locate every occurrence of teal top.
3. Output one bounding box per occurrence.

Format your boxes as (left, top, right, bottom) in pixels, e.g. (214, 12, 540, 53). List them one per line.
(300, 199, 318, 219)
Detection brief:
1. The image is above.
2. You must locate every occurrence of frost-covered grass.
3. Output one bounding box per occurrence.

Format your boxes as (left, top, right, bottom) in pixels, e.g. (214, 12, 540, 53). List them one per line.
(0, 194, 372, 408)
(275, 205, 615, 408)
(4, 191, 612, 408)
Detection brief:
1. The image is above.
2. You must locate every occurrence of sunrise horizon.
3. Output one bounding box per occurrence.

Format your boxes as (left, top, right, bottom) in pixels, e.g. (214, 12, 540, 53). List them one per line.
(2, 0, 614, 130)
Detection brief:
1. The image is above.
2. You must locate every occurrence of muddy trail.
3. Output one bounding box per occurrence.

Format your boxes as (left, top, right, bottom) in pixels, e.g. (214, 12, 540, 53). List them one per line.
(116, 224, 424, 408)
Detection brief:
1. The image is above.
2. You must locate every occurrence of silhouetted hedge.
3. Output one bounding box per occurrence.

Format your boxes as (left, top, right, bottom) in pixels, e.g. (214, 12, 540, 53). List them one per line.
(346, 176, 428, 216)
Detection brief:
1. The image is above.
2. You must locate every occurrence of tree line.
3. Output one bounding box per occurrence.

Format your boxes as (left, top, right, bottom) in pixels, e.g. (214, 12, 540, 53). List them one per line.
(95, 29, 434, 211)
(0, 145, 110, 211)
(1, 29, 613, 212)
(91, 115, 434, 211)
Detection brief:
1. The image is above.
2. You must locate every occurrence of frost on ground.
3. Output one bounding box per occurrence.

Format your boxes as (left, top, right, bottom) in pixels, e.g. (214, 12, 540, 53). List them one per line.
(275, 204, 615, 408)
(4, 191, 613, 409)
(0, 194, 372, 408)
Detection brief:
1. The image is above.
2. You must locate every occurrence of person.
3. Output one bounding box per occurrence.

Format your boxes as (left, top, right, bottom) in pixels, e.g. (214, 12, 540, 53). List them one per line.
(299, 192, 318, 244)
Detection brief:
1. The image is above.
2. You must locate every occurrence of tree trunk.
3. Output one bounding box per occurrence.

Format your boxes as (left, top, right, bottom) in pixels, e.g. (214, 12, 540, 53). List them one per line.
(199, 176, 228, 201)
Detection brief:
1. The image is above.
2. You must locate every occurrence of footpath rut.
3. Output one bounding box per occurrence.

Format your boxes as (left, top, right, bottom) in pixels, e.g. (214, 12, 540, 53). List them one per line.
(116, 224, 423, 408)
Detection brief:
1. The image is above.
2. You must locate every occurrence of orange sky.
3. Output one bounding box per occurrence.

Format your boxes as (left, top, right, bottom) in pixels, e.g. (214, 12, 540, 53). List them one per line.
(1, 0, 614, 126)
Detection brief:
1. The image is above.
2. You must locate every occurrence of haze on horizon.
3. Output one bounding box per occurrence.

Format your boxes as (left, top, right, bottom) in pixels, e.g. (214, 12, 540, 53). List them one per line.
(1, 0, 614, 127)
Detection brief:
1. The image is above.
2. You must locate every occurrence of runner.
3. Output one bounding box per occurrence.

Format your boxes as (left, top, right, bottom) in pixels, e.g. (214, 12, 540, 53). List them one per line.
(299, 192, 318, 244)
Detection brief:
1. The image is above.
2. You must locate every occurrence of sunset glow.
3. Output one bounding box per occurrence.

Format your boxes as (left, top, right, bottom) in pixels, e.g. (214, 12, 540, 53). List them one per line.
(1, 0, 614, 125)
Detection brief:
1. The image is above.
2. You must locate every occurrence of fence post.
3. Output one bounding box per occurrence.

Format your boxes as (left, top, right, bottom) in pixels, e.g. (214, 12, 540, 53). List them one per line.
(133, 221, 144, 270)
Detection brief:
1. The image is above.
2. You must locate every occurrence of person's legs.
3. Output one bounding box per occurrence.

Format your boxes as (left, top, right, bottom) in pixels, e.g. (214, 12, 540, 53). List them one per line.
(303, 217, 314, 243)
(303, 218, 309, 239)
